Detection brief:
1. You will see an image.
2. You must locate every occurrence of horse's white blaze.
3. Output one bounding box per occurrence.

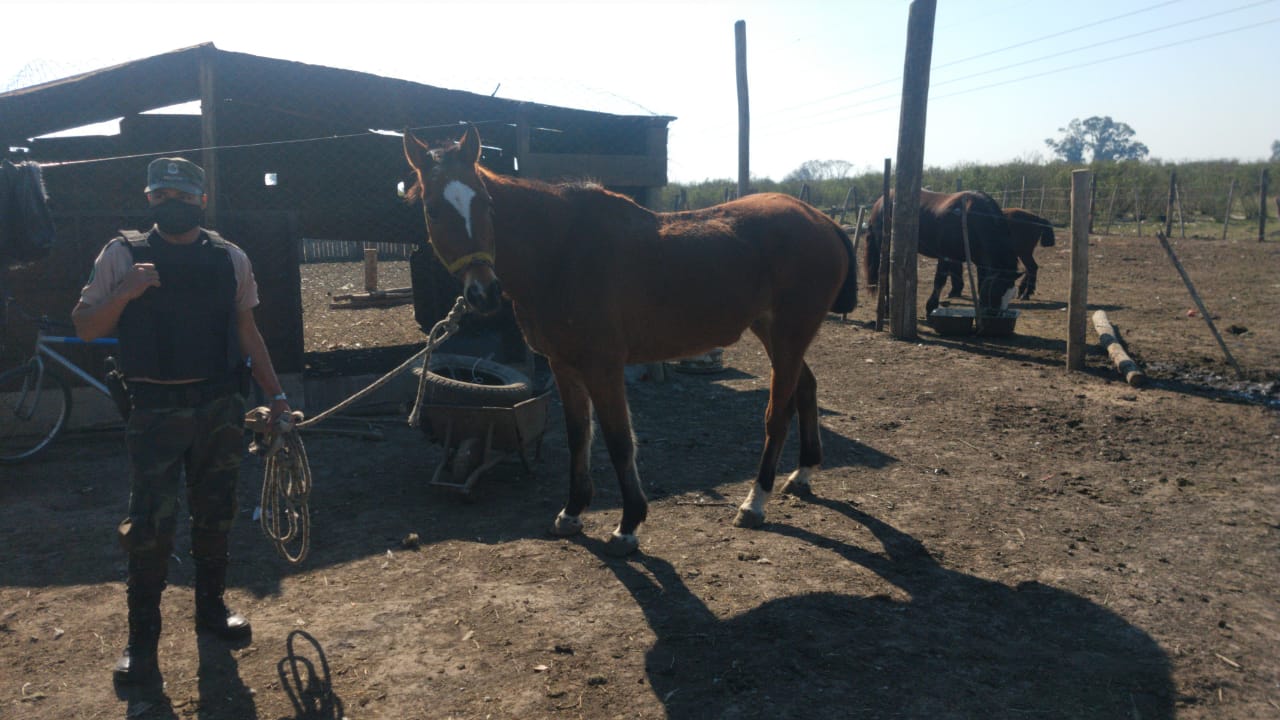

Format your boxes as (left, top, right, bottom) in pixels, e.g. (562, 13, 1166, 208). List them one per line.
(740, 484, 771, 517)
(444, 180, 476, 238)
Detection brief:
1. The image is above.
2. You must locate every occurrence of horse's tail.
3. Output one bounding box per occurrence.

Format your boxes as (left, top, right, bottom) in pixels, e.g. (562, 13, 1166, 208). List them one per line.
(862, 226, 879, 288)
(832, 224, 858, 314)
(1039, 222, 1056, 247)
(861, 195, 885, 288)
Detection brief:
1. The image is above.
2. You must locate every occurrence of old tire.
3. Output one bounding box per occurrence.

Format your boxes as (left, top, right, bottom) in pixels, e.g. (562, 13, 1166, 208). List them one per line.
(415, 353, 532, 408)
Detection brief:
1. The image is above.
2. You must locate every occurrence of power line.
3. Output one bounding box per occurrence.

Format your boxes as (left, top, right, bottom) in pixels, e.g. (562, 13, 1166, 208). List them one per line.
(757, 0, 1193, 121)
(934, 0, 1189, 70)
(752, 8, 1279, 135)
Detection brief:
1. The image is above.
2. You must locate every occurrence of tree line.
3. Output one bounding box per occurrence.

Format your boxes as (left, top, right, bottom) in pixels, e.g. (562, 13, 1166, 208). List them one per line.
(660, 158, 1276, 235)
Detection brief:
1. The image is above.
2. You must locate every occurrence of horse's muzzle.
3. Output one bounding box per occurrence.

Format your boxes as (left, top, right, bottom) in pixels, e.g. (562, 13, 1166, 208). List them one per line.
(463, 275, 503, 315)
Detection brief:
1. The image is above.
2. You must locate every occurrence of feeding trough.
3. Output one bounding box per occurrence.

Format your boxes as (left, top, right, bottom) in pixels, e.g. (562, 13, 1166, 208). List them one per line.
(413, 355, 551, 498)
(928, 307, 1020, 337)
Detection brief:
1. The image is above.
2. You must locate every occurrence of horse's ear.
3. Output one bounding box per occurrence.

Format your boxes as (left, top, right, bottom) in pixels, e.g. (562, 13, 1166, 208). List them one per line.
(403, 131, 434, 173)
(459, 125, 482, 165)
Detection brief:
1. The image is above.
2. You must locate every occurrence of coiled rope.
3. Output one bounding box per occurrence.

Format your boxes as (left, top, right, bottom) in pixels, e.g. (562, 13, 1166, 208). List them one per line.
(251, 296, 470, 564)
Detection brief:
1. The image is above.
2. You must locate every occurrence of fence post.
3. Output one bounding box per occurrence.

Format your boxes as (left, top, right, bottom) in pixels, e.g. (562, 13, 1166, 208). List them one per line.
(1135, 188, 1143, 237)
(363, 247, 379, 292)
(888, 0, 936, 340)
(1175, 181, 1186, 239)
(1103, 186, 1117, 236)
(735, 20, 751, 199)
(1088, 175, 1097, 233)
(1067, 170, 1092, 371)
(1222, 178, 1236, 241)
(1260, 168, 1270, 242)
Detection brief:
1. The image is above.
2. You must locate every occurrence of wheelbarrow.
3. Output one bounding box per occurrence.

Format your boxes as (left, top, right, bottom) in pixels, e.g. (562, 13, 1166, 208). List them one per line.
(417, 390, 552, 497)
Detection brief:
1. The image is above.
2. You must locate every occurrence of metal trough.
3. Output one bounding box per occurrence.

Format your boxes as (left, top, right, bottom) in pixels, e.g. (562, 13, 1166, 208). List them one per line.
(417, 390, 552, 497)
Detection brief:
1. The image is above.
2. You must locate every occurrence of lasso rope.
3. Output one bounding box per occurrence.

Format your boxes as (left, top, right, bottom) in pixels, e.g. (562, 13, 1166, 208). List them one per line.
(251, 296, 470, 564)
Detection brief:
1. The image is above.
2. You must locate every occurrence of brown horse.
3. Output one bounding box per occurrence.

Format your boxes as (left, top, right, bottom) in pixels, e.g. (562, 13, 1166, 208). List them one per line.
(861, 190, 1021, 316)
(1004, 208, 1055, 299)
(404, 126, 857, 555)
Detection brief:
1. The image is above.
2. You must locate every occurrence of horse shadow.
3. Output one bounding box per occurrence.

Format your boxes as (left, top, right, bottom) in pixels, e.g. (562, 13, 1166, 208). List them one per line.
(578, 498, 1173, 720)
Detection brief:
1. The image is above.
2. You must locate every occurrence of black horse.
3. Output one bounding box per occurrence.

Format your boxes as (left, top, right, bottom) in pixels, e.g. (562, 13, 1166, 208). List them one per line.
(861, 190, 1020, 316)
(932, 207, 1056, 301)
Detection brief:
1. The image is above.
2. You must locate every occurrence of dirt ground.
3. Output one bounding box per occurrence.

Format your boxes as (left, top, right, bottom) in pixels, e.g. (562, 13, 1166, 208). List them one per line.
(2, 231, 1278, 720)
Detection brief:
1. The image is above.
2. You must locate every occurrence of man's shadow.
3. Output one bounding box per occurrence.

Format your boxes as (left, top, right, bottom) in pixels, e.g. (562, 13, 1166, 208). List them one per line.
(583, 499, 1174, 720)
(195, 635, 257, 720)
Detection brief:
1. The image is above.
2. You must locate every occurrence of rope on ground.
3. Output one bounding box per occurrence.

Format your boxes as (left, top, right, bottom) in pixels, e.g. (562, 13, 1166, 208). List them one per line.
(248, 295, 471, 564)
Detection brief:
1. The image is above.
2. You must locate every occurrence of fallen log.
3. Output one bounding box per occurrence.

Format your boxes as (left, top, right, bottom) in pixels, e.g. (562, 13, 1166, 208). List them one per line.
(329, 287, 414, 309)
(1091, 310, 1148, 387)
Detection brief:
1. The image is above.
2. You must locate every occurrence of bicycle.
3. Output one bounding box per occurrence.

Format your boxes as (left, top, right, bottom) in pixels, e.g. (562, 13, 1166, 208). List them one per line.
(0, 295, 118, 463)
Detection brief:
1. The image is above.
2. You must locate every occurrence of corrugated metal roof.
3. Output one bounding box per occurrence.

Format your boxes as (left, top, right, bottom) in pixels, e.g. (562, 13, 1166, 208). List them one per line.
(0, 42, 673, 147)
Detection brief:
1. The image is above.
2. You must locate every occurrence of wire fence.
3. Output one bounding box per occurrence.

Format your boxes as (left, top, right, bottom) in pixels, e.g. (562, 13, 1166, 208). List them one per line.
(299, 239, 414, 264)
(664, 168, 1277, 242)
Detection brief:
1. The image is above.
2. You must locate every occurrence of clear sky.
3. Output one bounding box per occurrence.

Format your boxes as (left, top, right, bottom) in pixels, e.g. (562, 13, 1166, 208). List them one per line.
(3, 0, 1276, 183)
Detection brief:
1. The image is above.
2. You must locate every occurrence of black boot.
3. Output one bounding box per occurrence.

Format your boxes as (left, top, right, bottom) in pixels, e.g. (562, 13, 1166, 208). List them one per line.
(113, 552, 167, 685)
(192, 530, 252, 642)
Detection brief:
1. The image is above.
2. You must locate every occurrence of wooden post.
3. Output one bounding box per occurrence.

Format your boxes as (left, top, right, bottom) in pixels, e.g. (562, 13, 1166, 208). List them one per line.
(1067, 170, 1092, 371)
(955, 177, 962, 192)
(735, 20, 750, 199)
(363, 247, 379, 292)
(1175, 181, 1186, 239)
(1092, 311, 1147, 386)
(198, 47, 220, 229)
(1038, 185, 1045, 215)
(839, 186, 856, 224)
(1103, 185, 1117, 236)
(1259, 168, 1269, 242)
(1019, 175, 1027, 208)
(1157, 230, 1245, 378)
(888, 0, 936, 340)
(1134, 188, 1143, 237)
(876, 159, 892, 332)
(1163, 172, 1177, 241)
(1221, 178, 1235, 241)
(1088, 175, 1097, 233)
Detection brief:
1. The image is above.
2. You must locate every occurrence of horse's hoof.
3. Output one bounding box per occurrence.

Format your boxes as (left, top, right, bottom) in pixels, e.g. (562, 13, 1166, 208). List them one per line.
(551, 511, 583, 537)
(604, 532, 639, 557)
(947, 290, 964, 298)
(779, 477, 813, 497)
(733, 507, 765, 528)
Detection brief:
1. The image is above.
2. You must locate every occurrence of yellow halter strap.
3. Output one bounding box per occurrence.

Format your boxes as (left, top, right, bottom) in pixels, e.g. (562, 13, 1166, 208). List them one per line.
(438, 249, 495, 275)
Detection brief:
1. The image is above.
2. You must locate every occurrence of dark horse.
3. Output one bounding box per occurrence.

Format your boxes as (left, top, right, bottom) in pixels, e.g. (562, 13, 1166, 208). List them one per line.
(404, 127, 857, 555)
(861, 190, 1020, 316)
(931, 207, 1056, 301)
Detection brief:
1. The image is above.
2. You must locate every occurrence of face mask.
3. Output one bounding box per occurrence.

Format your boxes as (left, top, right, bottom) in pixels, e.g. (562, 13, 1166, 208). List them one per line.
(150, 199, 204, 235)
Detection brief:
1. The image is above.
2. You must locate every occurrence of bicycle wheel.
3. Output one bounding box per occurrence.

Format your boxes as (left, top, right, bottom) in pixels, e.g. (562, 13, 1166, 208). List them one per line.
(0, 360, 72, 463)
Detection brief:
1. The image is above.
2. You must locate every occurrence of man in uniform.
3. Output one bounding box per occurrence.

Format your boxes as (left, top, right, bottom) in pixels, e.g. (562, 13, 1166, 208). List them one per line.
(72, 157, 291, 685)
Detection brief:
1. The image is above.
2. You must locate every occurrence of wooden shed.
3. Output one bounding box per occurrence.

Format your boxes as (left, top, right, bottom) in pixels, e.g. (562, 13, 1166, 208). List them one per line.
(0, 42, 675, 376)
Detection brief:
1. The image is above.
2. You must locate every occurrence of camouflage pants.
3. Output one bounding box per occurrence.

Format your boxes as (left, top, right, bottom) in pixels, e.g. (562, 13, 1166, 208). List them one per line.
(117, 392, 246, 555)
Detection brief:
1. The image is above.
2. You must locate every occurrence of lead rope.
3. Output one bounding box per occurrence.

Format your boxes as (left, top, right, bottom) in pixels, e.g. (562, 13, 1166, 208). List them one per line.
(250, 296, 471, 564)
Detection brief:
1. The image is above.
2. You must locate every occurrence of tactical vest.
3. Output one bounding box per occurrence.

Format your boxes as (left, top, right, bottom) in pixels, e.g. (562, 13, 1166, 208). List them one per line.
(115, 228, 241, 380)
